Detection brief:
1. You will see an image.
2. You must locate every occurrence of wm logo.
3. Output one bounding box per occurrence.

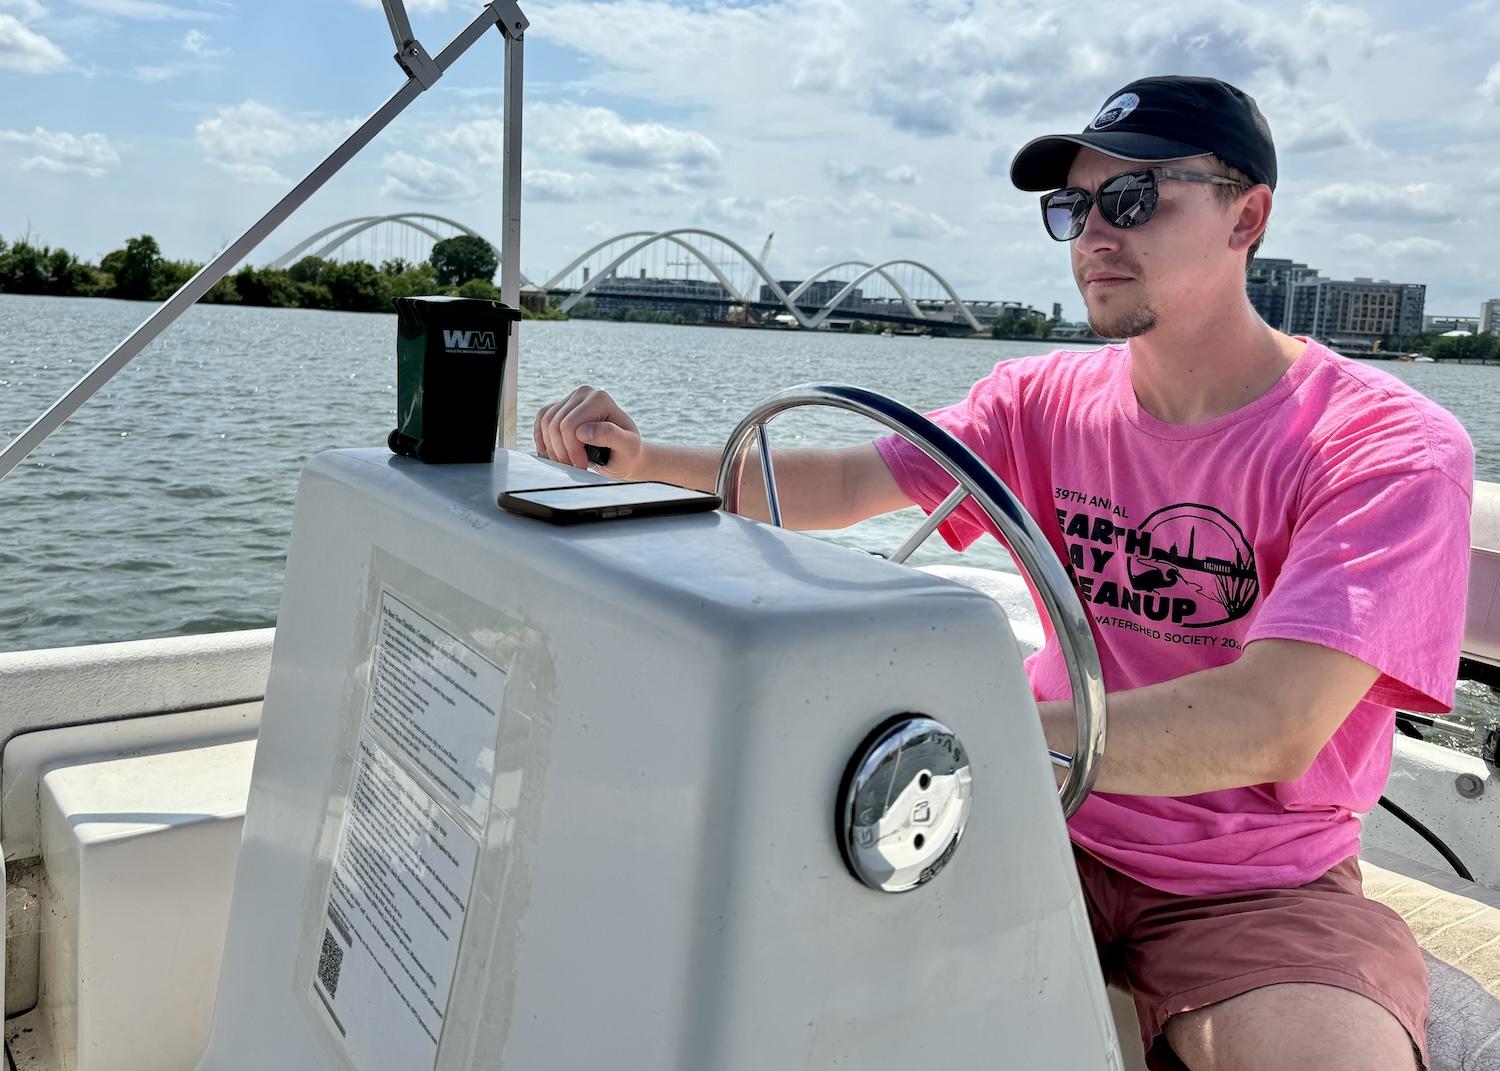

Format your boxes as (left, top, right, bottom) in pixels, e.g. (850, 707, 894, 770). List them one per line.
(442, 329, 497, 354)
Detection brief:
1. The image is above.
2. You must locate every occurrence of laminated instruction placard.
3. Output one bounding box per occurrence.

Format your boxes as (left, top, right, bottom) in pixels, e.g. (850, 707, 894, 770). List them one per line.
(312, 591, 506, 1070)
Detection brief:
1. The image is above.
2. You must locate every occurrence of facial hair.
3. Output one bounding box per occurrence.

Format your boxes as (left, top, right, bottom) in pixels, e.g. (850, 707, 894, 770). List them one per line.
(1088, 302, 1159, 340)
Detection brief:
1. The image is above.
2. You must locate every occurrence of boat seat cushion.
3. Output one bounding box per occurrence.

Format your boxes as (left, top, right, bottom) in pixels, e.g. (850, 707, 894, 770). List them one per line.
(1361, 848, 1500, 1070)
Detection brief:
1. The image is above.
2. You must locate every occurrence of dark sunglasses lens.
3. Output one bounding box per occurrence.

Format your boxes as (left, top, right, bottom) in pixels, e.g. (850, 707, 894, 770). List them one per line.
(1044, 190, 1088, 240)
(1097, 171, 1157, 228)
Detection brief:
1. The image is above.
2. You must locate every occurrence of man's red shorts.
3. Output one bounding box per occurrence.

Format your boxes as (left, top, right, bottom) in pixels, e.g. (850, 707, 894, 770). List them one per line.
(1074, 847, 1430, 1069)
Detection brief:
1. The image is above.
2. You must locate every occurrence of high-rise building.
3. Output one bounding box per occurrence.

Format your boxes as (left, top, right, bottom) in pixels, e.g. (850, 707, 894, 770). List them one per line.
(1287, 277, 1426, 348)
(1245, 258, 1317, 331)
(1481, 298, 1500, 337)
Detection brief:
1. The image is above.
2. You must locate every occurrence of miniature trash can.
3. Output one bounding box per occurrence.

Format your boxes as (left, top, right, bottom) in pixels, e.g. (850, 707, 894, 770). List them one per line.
(387, 295, 522, 464)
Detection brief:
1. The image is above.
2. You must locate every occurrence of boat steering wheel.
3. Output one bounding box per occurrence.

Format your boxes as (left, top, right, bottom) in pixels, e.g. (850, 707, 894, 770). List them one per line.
(715, 383, 1107, 819)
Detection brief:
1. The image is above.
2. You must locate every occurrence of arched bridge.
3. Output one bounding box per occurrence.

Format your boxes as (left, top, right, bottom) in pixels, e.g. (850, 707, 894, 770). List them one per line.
(270, 222, 1027, 332)
(270, 214, 532, 285)
(542, 229, 989, 332)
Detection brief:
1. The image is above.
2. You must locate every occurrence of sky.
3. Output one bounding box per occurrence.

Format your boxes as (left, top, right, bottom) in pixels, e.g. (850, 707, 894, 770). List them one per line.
(2, 0, 1499, 320)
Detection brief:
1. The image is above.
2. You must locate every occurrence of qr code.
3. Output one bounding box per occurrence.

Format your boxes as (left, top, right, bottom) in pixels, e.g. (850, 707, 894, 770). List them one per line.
(317, 928, 345, 1000)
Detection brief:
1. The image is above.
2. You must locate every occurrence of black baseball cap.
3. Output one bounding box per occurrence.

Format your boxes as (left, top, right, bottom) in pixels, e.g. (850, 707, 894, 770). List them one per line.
(1009, 75, 1277, 192)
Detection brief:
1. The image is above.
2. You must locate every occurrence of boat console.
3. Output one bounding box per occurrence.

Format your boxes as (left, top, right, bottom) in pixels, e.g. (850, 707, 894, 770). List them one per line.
(179, 447, 1122, 1069)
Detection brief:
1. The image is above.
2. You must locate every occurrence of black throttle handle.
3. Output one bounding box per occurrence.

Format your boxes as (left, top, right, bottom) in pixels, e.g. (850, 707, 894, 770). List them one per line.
(585, 444, 611, 467)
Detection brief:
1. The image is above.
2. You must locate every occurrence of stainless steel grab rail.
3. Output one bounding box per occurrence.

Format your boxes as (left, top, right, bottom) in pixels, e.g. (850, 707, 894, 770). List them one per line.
(715, 383, 1107, 818)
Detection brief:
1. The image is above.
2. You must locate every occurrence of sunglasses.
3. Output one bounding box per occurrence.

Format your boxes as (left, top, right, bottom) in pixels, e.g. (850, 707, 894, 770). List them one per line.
(1041, 167, 1249, 242)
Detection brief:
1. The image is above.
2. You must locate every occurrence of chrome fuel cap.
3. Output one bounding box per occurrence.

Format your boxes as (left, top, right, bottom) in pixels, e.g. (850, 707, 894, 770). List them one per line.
(838, 715, 972, 893)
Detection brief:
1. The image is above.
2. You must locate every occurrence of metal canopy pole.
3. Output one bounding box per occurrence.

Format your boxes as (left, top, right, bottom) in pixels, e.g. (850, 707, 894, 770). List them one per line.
(0, 0, 528, 484)
(498, 27, 524, 448)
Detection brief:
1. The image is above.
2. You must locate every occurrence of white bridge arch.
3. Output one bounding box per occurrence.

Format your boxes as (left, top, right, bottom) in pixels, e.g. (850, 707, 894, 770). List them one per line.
(270, 214, 531, 285)
(545, 229, 982, 332)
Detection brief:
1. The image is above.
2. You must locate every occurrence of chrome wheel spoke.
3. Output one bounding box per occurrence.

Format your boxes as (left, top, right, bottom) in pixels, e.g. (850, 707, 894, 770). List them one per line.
(755, 422, 783, 527)
(890, 484, 968, 564)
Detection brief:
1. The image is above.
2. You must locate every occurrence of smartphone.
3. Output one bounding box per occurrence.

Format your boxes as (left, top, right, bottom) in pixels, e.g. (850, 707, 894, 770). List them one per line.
(498, 481, 721, 525)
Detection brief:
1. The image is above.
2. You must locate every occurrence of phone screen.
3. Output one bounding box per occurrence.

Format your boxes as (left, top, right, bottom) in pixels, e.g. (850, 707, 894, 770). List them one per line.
(498, 481, 721, 523)
(507, 482, 716, 511)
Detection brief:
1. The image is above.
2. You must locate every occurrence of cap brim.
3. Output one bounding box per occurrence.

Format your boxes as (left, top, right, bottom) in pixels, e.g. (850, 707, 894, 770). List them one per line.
(1009, 132, 1212, 191)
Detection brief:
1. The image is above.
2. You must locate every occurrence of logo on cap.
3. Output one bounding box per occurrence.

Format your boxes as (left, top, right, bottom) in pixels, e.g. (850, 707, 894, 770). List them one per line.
(1090, 92, 1140, 130)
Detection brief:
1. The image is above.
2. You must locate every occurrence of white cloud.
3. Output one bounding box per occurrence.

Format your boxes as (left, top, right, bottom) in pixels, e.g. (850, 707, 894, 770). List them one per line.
(220, 162, 284, 185)
(534, 103, 721, 174)
(68, 0, 208, 19)
(0, 126, 118, 175)
(195, 101, 356, 184)
(0, 0, 46, 19)
(439, 118, 505, 166)
(524, 168, 595, 202)
(825, 161, 921, 186)
(442, 105, 720, 194)
(348, 0, 448, 9)
(535, 0, 1395, 136)
(128, 26, 226, 79)
(1482, 62, 1500, 104)
(1381, 236, 1454, 259)
(380, 151, 478, 202)
(825, 160, 875, 186)
(693, 196, 766, 229)
(1309, 182, 1460, 224)
(180, 28, 224, 55)
(1337, 233, 1454, 260)
(1274, 102, 1377, 155)
(0, 12, 66, 72)
(693, 190, 961, 241)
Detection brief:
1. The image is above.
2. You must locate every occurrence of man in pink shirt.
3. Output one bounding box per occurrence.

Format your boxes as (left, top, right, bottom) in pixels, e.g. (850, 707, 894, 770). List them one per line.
(536, 75, 1472, 1070)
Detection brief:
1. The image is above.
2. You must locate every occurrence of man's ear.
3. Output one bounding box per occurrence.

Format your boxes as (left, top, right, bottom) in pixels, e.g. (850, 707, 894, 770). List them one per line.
(1230, 186, 1272, 254)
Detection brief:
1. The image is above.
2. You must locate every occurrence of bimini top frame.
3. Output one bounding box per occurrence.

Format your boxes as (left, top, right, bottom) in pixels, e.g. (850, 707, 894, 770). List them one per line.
(0, 0, 529, 484)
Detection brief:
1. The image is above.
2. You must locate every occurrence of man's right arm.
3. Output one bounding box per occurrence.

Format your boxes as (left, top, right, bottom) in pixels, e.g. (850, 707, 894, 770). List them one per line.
(533, 386, 911, 530)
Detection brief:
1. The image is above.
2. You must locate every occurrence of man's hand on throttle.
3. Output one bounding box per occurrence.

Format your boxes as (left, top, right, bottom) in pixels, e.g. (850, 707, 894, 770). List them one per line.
(533, 386, 644, 477)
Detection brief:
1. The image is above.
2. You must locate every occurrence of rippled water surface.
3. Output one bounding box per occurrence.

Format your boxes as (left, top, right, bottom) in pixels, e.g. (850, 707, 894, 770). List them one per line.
(2, 293, 1496, 732)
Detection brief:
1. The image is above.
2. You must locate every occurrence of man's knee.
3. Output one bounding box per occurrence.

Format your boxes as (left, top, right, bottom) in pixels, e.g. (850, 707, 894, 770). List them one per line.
(1162, 982, 1419, 1071)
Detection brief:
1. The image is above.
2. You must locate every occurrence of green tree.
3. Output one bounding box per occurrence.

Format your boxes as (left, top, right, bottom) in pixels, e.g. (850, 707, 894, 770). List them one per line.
(0, 239, 103, 296)
(100, 235, 163, 300)
(454, 277, 503, 301)
(430, 235, 498, 287)
(234, 266, 302, 308)
(323, 260, 391, 313)
(296, 282, 334, 309)
(154, 257, 200, 300)
(0, 239, 57, 293)
(287, 256, 330, 286)
(1429, 333, 1500, 362)
(385, 261, 439, 305)
(47, 247, 100, 295)
(991, 310, 1038, 338)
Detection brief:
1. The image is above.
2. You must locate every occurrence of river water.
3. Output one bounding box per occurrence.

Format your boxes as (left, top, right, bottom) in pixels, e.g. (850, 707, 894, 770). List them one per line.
(2, 293, 1495, 731)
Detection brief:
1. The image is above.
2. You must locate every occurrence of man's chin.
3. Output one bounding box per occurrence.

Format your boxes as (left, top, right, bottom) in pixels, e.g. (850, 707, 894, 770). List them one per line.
(1086, 302, 1159, 340)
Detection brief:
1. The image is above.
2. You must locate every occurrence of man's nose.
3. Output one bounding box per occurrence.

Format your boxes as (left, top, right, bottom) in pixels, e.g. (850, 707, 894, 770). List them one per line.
(1074, 201, 1121, 255)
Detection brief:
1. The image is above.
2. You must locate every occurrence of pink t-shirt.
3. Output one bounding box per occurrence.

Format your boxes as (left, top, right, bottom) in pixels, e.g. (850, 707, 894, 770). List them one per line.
(875, 339, 1473, 895)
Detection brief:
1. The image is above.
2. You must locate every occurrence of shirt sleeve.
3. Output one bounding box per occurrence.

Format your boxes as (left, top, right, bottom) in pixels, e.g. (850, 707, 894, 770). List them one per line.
(872, 364, 1020, 552)
(1245, 465, 1472, 712)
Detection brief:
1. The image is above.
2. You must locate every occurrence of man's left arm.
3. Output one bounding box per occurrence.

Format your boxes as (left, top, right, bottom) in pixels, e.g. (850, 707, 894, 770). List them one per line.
(1039, 638, 1379, 796)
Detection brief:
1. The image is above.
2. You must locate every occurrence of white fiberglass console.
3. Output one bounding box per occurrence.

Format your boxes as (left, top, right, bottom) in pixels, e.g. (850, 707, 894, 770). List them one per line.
(195, 448, 1120, 1070)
